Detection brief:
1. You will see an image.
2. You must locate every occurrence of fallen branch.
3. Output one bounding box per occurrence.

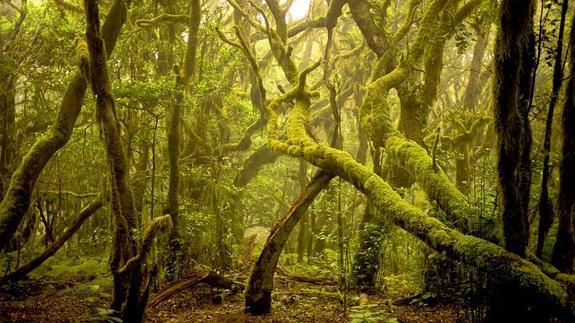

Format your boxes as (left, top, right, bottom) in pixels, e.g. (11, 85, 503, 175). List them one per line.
(146, 272, 245, 309)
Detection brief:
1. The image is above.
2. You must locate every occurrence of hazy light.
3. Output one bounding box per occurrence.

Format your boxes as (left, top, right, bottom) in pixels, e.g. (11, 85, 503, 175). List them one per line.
(288, 0, 310, 21)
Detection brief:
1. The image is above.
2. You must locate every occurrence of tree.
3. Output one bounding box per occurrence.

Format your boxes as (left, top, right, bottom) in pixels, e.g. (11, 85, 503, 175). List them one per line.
(493, 0, 535, 257)
(552, 5, 575, 274)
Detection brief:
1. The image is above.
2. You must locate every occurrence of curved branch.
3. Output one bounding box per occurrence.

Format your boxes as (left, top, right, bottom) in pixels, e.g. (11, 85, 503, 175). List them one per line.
(118, 215, 173, 274)
(135, 14, 190, 28)
(0, 197, 103, 285)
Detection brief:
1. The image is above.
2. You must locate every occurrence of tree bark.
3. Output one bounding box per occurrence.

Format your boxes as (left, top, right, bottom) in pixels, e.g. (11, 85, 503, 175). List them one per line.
(165, 0, 201, 279)
(233, 145, 279, 187)
(493, 0, 535, 256)
(352, 202, 386, 292)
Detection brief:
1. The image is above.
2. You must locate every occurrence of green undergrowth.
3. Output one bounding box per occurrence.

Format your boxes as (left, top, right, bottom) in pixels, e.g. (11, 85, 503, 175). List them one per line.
(280, 253, 339, 280)
(32, 250, 111, 295)
(349, 304, 398, 323)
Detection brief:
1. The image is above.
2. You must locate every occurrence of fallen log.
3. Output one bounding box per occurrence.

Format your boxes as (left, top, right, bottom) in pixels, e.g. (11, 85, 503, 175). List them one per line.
(146, 272, 245, 309)
(276, 266, 337, 285)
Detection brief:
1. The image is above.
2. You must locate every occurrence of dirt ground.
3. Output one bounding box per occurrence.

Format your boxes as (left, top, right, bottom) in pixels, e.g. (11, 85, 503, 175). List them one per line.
(0, 272, 472, 322)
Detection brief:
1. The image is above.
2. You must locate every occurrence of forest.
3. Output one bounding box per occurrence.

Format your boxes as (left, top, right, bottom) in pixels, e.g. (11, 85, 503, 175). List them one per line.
(1, 0, 575, 321)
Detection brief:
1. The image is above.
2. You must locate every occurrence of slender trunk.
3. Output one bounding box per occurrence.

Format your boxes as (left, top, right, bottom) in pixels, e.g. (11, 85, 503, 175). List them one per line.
(456, 31, 490, 193)
(0, 72, 16, 200)
(462, 30, 489, 110)
(307, 212, 315, 262)
(552, 10, 575, 273)
(166, 0, 201, 279)
(296, 211, 308, 263)
(244, 171, 333, 315)
(352, 202, 385, 292)
(296, 161, 308, 263)
(455, 145, 471, 194)
(83, 2, 141, 320)
(133, 142, 149, 220)
(537, 0, 568, 258)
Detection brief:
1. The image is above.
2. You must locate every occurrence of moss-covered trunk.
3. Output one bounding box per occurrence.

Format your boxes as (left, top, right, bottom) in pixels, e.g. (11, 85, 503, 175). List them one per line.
(493, 0, 535, 257)
(268, 121, 575, 321)
(0, 0, 127, 249)
(352, 201, 387, 292)
(165, 0, 201, 279)
(261, 58, 575, 321)
(83, 2, 142, 321)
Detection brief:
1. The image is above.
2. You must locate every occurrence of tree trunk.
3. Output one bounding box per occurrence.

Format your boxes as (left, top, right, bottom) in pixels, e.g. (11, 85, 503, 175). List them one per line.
(244, 171, 333, 315)
(352, 202, 386, 292)
(0, 69, 16, 200)
(537, 0, 568, 258)
(165, 0, 201, 280)
(493, 0, 535, 257)
(83, 2, 141, 320)
(296, 161, 308, 263)
(462, 30, 489, 110)
(552, 9, 575, 273)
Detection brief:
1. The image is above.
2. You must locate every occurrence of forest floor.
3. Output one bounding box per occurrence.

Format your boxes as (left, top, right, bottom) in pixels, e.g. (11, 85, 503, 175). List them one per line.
(0, 264, 472, 322)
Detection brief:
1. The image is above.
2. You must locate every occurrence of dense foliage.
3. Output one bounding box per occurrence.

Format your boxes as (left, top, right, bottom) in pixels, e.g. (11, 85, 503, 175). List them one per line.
(1, 0, 575, 321)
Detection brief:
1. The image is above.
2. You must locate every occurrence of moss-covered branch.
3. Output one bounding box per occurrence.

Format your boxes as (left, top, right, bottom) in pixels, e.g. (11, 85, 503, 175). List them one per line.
(226, 0, 266, 33)
(135, 14, 191, 28)
(259, 48, 574, 319)
(265, 98, 575, 322)
(233, 145, 280, 187)
(118, 215, 173, 275)
(348, 0, 390, 58)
